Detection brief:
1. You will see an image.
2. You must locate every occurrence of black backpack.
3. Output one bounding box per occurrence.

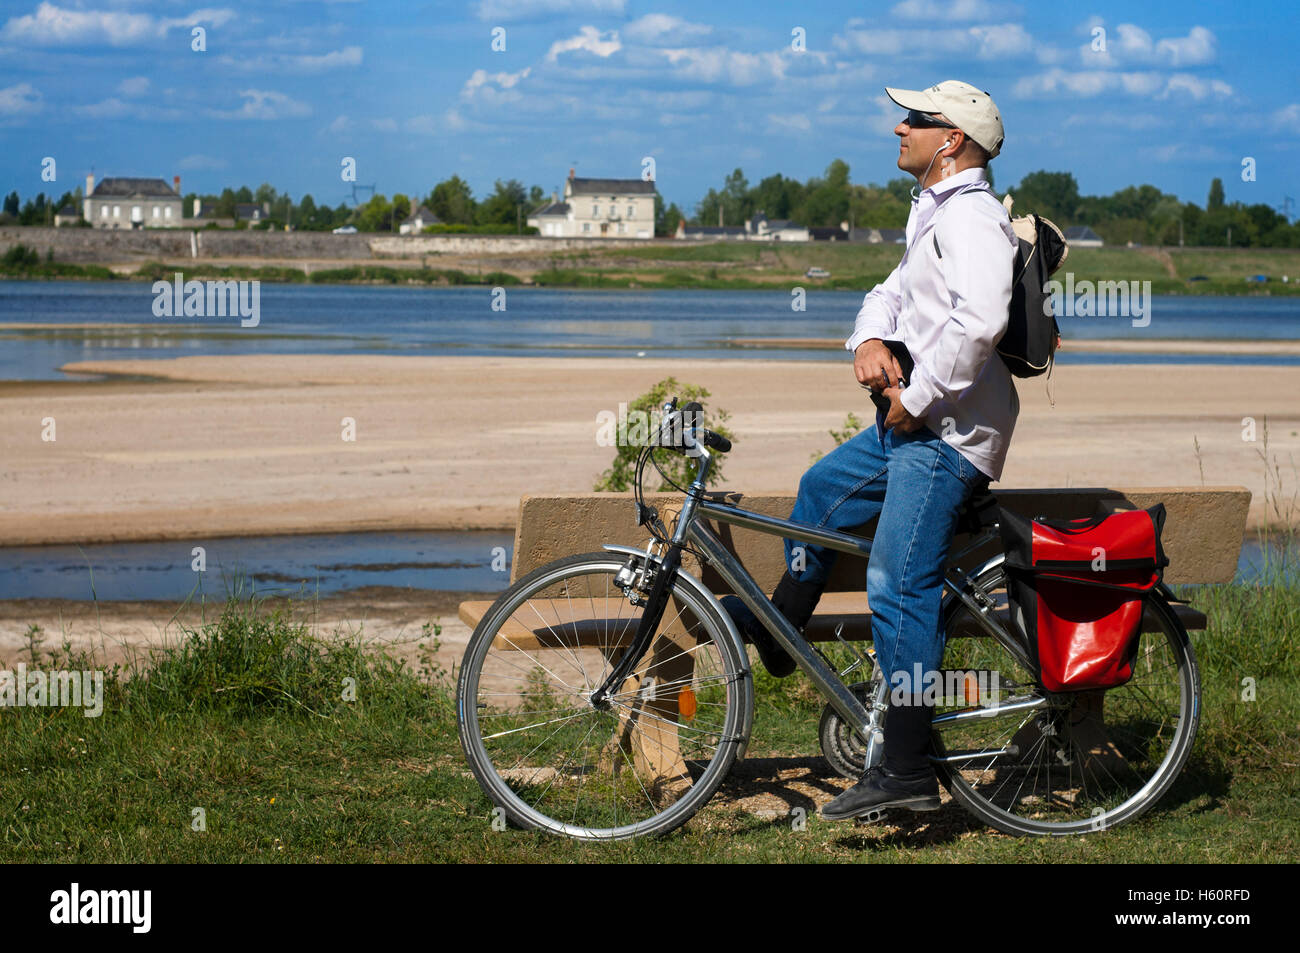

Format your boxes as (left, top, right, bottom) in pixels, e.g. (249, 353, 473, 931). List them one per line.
(933, 196, 1069, 378)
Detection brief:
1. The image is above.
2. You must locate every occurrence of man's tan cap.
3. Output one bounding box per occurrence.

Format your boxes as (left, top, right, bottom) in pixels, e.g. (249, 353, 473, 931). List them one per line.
(885, 80, 1004, 158)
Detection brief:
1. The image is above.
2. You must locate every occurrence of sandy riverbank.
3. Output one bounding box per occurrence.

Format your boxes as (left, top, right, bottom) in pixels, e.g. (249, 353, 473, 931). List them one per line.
(0, 588, 487, 673)
(0, 354, 1297, 549)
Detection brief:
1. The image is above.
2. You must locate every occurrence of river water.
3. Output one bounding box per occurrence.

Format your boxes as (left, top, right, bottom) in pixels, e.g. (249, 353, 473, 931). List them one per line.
(1, 281, 1298, 381)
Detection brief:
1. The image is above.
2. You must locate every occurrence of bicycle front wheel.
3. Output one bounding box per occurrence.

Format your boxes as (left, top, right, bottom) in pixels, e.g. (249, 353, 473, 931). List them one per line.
(457, 551, 750, 841)
(932, 560, 1200, 836)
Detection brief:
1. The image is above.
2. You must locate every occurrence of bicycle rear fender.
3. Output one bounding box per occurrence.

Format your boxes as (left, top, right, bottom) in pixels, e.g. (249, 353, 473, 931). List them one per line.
(602, 543, 755, 761)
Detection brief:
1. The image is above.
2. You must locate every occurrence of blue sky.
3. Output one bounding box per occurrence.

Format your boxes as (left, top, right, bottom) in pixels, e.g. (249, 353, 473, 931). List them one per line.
(1, 0, 1296, 215)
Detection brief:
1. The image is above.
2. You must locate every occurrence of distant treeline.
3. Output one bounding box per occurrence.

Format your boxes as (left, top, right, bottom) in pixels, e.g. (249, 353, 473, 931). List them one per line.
(3, 163, 1294, 247)
(689, 161, 1298, 248)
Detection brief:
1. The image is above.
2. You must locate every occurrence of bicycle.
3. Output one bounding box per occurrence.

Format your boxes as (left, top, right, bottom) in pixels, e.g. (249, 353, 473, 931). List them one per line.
(456, 398, 1201, 841)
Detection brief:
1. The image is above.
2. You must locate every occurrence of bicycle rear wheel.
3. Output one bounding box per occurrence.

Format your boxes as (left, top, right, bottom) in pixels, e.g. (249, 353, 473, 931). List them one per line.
(457, 551, 750, 840)
(932, 560, 1200, 836)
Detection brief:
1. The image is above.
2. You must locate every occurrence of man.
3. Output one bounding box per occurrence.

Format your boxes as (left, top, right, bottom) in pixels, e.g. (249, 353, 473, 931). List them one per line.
(722, 80, 1018, 821)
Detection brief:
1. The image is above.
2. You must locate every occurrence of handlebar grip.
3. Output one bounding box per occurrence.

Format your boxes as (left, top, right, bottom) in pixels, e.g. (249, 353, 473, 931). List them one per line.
(705, 431, 731, 453)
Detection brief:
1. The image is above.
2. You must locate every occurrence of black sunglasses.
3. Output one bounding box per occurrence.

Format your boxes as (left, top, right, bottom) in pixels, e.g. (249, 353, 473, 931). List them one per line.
(902, 109, 957, 130)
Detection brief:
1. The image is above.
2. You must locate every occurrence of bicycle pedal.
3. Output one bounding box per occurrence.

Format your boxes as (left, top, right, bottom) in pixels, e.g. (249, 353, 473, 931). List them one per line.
(854, 808, 889, 825)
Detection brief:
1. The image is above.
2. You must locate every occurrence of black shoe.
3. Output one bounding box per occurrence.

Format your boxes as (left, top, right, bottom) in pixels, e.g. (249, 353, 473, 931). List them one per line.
(719, 595, 797, 678)
(819, 765, 940, 821)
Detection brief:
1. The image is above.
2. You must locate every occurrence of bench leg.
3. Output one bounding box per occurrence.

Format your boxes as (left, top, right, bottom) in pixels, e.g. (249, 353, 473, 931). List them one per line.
(600, 597, 697, 790)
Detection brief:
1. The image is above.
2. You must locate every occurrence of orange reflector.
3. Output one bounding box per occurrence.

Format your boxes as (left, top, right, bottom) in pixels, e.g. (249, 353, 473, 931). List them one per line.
(964, 673, 980, 705)
(678, 687, 697, 720)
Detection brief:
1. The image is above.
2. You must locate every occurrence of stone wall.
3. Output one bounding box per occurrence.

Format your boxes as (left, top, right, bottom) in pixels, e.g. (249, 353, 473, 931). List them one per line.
(1, 227, 665, 264)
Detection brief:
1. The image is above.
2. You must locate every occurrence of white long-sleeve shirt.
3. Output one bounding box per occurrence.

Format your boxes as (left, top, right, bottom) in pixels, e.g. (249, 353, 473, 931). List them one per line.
(845, 166, 1019, 481)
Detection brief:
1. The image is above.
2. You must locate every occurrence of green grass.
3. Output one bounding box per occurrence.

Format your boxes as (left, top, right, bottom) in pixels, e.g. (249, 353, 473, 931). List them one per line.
(2, 547, 1296, 862)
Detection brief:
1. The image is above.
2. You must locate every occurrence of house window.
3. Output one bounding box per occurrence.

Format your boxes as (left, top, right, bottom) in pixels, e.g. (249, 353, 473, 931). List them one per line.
(582, 223, 591, 233)
(101, 206, 108, 219)
(592, 204, 599, 217)
(164, 206, 172, 219)
(627, 205, 634, 218)
(113, 205, 120, 218)
(152, 206, 160, 218)
(618, 222, 626, 234)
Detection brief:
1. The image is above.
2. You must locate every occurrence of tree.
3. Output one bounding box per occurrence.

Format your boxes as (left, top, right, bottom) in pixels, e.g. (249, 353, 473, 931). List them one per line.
(476, 179, 527, 227)
(428, 175, 476, 225)
(356, 193, 394, 232)
(3, 192, 19, 217)
(1207, 177, 1225, 211)
(298, 193, 318, 229)
(658, 201, 684, 237)
(1010, 171, 1080, 224)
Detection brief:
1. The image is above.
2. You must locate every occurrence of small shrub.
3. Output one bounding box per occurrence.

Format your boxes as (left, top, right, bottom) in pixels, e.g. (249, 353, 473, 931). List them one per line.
(594, 376, 733, 492)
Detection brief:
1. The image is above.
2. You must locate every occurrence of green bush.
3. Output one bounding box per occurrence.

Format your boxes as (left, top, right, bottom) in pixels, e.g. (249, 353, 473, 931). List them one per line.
(2, 243, 40, 267)
(593, 376, 733, 492)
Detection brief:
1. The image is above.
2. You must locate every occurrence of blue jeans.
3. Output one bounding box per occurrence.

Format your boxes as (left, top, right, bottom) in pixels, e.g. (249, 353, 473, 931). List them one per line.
(784, 423, 988, 693)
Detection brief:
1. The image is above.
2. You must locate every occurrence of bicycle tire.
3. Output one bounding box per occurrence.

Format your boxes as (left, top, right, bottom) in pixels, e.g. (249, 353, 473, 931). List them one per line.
(457, 551, 750, 841)
(931, 559, 1200, 836)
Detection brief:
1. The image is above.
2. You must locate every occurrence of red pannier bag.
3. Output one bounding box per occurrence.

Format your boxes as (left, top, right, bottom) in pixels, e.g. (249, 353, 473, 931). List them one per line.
(998, 504, 1170, 692)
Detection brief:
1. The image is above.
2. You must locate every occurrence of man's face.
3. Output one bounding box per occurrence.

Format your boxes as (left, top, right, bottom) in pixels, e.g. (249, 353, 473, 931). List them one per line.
(895, 112, 954, 179)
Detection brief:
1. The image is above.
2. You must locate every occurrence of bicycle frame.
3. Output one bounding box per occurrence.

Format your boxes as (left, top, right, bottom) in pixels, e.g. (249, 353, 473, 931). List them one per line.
(602, 424, 1043, 748)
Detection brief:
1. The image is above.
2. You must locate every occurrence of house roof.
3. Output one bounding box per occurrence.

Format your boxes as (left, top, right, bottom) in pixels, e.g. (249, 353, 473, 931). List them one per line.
(568, 177, 656, 196)
(1063, 225, 1102, 241)
(91, 177, 178, 198)
(530, 201, 571, 216)
(681, 226, 746, 236)
(405, 205, 439, 223)
(809, 226, 848, 240)
(56, 205, 78, 216)
(750, 211, 804, 231)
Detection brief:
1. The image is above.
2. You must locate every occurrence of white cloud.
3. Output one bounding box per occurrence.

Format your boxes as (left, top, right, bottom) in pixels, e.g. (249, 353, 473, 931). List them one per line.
(1080, 23, 1217, 68)
(326, 114, 350, 134)
(659, 47, 788, 85)
(1156, 26, 1215, 67)
(210, 89, 312, 120)
(623, 13, 710, 46)
(461, 66, 532, 104)
(1, 2, 234, 47)
(1015, 68, 1232, 100)
(969, 23, 1033, 58)
(1275, 103, 1300, 134)
(474, 0, 625, 21)
(891, 0, 1013, 19)
(835, 20, 1033, 59)
(1160, 74, 1232, 100)
(404, 114, 438, 134)
(767, 112, 811, 134)
(117, 76, 150, 97)
(546, 25, 620, 61)
(370, 117, 397, 132)
(0, 81, 43, 117)
(219, 46, 364, 73)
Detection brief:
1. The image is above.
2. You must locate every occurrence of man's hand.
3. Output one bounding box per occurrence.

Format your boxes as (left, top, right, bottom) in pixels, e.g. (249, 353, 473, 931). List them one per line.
(882, 385, 922, 433)
(854, 338, 904, 391)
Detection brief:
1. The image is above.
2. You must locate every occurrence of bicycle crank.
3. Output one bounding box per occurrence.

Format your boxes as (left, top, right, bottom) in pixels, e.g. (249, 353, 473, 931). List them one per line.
(818, 680, 884, 779)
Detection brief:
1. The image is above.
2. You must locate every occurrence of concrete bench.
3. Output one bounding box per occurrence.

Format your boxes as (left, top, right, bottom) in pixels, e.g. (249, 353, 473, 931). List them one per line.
(458, 488, 1248, 784)
(460, 487, 1251, 642)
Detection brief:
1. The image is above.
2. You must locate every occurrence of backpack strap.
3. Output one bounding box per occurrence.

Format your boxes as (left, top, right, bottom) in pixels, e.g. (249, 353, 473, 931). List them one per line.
(929, 180, 995, 261)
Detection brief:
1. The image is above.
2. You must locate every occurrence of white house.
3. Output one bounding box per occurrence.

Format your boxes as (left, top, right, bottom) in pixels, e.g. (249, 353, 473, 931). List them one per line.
(83, 174, 184, 229)
(400, 205, 441, 235)
(527, 170, 656, 238)
(746, 211, 809, 242)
